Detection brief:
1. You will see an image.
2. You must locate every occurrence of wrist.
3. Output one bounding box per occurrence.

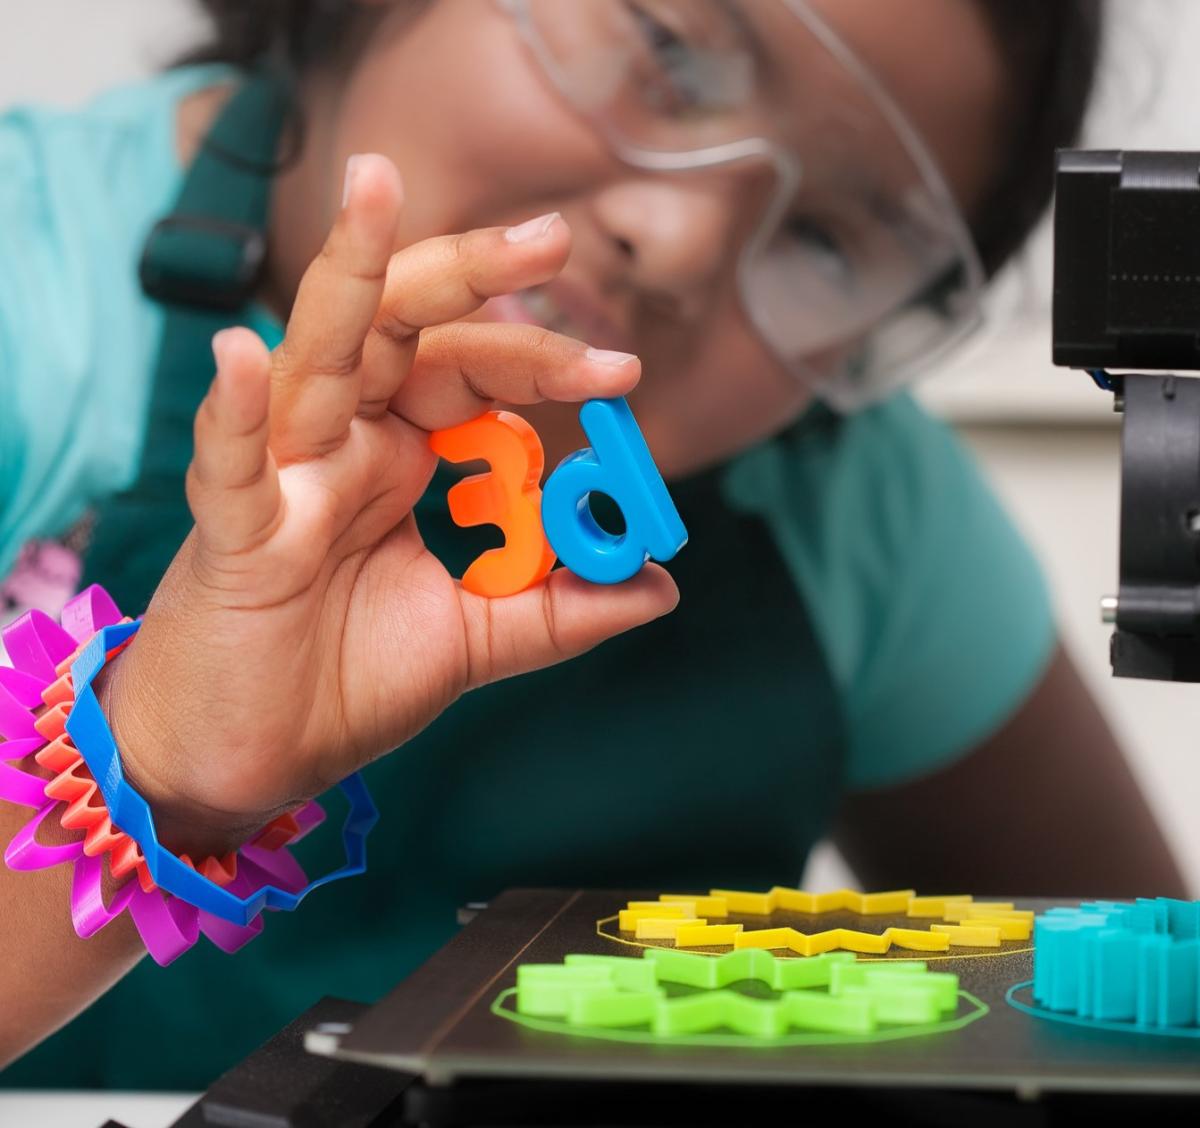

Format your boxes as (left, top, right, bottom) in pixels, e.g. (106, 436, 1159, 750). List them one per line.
(93, 642, 259, 859)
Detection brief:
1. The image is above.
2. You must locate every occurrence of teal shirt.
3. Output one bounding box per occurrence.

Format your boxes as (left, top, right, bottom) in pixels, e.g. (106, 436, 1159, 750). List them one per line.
(0, 70, 1054, 1087)
(0, 67, 1054, 791)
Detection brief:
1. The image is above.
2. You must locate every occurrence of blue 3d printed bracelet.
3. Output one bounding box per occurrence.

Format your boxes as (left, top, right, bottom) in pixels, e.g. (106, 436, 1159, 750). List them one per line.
(65, 620, 379, 927)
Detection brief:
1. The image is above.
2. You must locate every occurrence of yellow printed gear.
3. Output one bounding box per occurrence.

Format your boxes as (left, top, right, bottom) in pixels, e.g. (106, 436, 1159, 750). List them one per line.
(613, 888, 1033, 958)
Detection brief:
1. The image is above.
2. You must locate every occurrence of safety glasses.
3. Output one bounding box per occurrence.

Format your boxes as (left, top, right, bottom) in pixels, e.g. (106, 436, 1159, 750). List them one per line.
(502, 0, 985, 410)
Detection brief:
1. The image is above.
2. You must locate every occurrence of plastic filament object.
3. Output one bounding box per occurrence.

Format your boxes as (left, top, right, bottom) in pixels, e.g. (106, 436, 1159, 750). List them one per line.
(514, 949, 962, 1037)
(0, 585, 329, 964)
(1034, 898, 1200, 1029)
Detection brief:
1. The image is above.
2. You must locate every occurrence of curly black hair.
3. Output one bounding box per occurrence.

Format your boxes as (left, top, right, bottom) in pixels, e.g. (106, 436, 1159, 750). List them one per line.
(182, 0, 1103, 278)
(182, 0, 372, 71)
(971, 1, 1103, 275)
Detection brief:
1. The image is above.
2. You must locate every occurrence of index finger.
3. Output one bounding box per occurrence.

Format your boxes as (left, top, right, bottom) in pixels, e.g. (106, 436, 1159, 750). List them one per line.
(270, 154, 403, 461)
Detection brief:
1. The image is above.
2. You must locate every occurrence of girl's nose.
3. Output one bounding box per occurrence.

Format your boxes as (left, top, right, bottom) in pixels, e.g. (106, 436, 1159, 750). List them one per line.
(589, 173, 752, 301)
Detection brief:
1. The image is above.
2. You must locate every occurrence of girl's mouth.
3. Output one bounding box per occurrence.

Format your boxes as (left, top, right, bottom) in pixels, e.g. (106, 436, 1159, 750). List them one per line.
(477, 282, 632, 354)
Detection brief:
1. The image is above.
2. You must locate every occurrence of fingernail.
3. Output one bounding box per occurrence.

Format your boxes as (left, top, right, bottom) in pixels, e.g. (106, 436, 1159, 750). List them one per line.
(342, 154, 366, 208)
(211, 328, 238, 368)
(586, 347, 637, 366)
(505, 212, 561, 244)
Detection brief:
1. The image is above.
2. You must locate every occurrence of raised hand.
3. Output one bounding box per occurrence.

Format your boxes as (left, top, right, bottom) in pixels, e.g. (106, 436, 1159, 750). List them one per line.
(99, 155, 678, 853)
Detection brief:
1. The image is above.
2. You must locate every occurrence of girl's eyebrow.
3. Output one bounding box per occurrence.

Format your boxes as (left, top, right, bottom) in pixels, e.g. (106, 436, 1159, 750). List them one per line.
(714, 0, 772, 73)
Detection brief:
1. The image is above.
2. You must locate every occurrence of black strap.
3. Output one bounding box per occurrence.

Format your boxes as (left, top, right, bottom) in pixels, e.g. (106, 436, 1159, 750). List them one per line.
(81, 70, 289, 612)
(140, 69, 287, 310)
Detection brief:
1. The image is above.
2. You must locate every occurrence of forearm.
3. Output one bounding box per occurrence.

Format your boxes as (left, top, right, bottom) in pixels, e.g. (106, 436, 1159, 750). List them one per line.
(0, 751, 145, 1069)
(833, 644, 1189, 901)
(0, 616, 281, 1070)
(0, 171, 681, 1072)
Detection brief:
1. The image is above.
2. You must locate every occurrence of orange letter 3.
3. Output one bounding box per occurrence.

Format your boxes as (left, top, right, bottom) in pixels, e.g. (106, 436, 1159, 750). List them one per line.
(428, 411, 557, 597)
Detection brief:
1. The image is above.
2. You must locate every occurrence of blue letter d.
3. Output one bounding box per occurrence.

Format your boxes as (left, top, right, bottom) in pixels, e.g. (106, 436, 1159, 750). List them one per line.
(541, 397, 688, 585)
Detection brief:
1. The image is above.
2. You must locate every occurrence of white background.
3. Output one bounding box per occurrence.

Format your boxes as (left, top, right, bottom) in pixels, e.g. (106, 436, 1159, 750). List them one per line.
(4, 0, 1200, 890)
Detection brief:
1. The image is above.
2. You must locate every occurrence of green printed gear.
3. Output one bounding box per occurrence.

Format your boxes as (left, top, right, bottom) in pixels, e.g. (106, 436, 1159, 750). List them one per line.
(497, 948, 988, 1047)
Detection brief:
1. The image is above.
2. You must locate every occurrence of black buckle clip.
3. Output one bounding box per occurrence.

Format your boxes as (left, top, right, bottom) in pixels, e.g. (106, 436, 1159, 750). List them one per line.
(139, 214, 267, 312)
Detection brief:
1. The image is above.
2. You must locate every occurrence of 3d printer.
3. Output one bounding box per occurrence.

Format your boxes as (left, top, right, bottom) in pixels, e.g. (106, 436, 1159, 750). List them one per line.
(1054, 149, 1200, 681)
(94, 149, 1200, 1128)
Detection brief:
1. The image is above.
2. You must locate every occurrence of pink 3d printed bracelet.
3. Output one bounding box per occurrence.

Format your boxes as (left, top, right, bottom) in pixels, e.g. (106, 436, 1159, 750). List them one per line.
(0, 585, 327, 965)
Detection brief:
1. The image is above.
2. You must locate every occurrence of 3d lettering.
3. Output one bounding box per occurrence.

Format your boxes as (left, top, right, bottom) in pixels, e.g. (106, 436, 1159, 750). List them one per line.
(540, 398, 688, 585)
(428, 411, 557, 598)
(430, 398, 686, 593)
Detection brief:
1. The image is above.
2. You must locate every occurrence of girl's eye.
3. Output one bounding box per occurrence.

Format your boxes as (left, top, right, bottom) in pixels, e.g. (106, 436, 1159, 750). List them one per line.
(629, 2, 683, 55)
(784, 216, 857, 291)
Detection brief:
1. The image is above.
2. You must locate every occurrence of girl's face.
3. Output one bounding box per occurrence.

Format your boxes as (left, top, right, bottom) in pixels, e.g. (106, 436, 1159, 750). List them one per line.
(275, 0, 1006, 475)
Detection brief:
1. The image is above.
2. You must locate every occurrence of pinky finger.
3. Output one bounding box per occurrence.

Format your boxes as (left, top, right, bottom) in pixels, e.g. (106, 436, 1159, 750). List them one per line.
(186, 328, 282, 558)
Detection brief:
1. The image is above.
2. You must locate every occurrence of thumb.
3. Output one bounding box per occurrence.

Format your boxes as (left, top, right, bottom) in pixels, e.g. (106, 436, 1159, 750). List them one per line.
(459, 565, 679, 689)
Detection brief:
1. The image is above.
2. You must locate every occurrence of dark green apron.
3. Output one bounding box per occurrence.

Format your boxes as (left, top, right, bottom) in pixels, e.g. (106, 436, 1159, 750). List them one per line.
(6, 73, 846, 1090)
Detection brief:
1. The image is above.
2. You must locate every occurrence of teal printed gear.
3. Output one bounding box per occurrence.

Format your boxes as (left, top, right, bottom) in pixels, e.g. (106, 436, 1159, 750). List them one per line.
(1030, 899, 1200, 1030)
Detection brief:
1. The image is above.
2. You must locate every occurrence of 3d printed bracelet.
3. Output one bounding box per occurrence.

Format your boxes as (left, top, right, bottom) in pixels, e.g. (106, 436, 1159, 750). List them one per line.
(1, 588, 269, 961)
(1, 584, 379, 957)
(1011, 898, 1200, 1034)
(608, 890, 1035, 957)
(65, 622, 379, 927)
(493, 948, 989, 1047)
